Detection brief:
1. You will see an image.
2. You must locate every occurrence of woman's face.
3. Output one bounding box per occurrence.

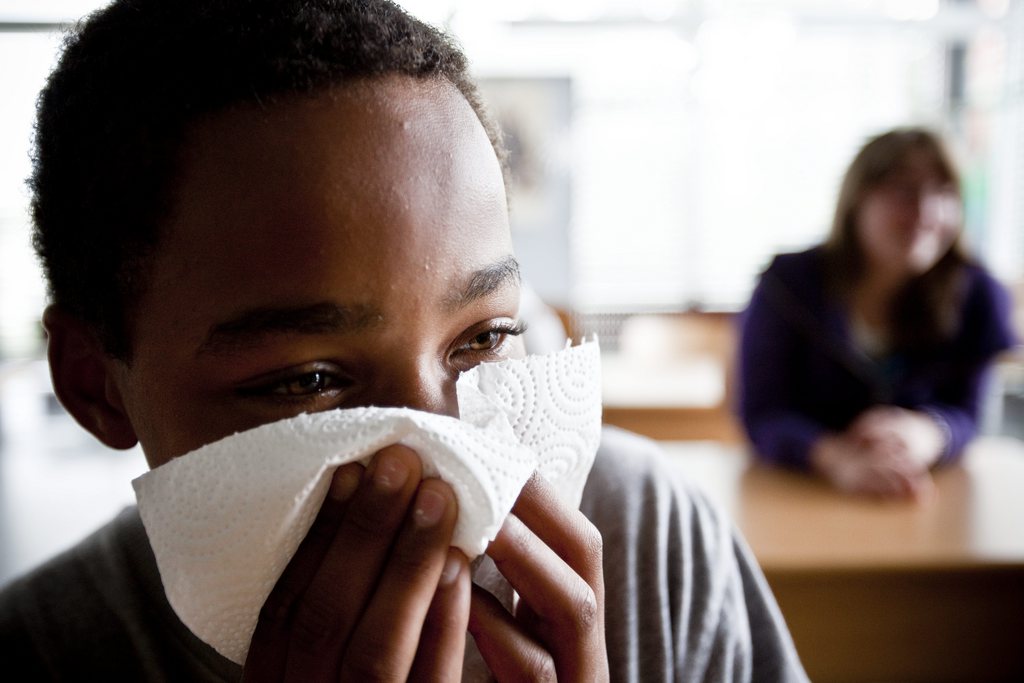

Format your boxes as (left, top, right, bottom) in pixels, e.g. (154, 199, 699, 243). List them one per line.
(109, 76, 519, 468)
(854, 149, 961, 280)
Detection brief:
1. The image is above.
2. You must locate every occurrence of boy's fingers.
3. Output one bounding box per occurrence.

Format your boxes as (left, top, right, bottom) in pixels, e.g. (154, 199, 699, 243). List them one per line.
(243, 462, 363, 682)
(338, 479, 461, 681)
(473, 474, 608, 681)
(408, 548, 471, 682)
(283, 444, 423, 680)
(487, 513, 605, 681)
(511, 473, 605, 589)
(469, 585, 557, 682)
(510, 474, 606, 637)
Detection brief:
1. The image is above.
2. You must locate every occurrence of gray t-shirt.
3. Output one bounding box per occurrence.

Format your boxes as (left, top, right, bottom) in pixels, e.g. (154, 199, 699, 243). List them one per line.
(0, 427, 807, 681)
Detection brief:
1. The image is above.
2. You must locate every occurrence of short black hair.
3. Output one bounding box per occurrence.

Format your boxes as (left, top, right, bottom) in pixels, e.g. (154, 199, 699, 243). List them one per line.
(31, 0, 505, 359)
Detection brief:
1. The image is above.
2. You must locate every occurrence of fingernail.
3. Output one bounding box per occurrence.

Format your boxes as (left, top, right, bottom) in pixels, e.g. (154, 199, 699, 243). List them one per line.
(328, 464, 361, 503)
(413, 486, 446, 528)
(373, 450, 409, 492)
(440, 551, 462, 586)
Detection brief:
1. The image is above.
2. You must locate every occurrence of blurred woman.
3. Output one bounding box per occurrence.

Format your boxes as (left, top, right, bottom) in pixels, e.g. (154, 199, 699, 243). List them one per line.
(738, 128, 1017, 498)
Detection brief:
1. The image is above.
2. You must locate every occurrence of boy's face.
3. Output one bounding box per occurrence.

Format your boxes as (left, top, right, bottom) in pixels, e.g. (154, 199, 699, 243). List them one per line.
(107, 76, 518, 468)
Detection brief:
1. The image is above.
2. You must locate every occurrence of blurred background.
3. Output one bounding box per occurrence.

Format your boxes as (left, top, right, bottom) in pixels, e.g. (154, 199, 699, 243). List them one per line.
(3, 0, 1024, 357)
(1, 1, 1023, 680)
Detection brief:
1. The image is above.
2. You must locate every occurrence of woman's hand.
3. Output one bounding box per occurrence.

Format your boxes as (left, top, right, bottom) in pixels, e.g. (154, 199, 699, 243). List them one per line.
(811, 429, 934, 499)
(241, 444, 471, 682)
(848, 406, 947, 468)
(469, 473, 609, 682)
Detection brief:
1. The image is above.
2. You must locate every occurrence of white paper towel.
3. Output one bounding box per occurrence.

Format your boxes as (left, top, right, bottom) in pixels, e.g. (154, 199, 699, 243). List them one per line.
(132, 339, 601, 664)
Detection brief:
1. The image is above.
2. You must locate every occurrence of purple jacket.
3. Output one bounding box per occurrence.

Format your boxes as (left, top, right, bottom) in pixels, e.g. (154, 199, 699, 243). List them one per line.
(737, 247, 1017, 469)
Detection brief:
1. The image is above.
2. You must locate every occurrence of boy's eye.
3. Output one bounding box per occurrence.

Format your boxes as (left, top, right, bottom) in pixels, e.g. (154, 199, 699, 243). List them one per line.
(457, 320, 527, 356)
(468, 330, 503, 351)
(269, 370, 342, 396)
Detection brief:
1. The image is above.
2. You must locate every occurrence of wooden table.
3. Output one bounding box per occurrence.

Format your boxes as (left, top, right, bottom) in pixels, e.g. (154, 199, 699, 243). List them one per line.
(659, 437, 1024, 683)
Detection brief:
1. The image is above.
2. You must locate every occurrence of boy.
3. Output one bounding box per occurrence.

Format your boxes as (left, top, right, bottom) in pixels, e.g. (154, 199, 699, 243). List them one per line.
(0, 0, 806, 680)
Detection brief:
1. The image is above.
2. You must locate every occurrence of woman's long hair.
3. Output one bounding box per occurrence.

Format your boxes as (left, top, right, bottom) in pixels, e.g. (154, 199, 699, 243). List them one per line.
(824, 128, 970, 353)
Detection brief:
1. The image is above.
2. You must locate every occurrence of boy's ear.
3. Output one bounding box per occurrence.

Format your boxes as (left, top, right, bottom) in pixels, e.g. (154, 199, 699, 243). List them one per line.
(42, 305, 139, 450)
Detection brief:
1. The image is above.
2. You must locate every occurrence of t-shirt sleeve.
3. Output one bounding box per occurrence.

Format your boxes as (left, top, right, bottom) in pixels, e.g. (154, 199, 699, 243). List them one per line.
(0, 508, 240, 681)
(581, 428, 808, 682)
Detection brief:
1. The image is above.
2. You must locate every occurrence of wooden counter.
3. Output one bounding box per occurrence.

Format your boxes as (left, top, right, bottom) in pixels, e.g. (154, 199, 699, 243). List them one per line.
(659, 438, 1024, 683)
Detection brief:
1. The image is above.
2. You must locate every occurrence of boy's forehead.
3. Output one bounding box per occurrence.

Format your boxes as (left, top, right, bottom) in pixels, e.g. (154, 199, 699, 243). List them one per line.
(137, 75, 512, 336)
(181, 76, 471, 159)
(173, 77, 502, 213)
(166, 77, 499, 226)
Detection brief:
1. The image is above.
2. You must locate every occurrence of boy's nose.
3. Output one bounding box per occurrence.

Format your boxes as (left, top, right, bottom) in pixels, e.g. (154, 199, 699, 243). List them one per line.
(371, 363, 460, 419)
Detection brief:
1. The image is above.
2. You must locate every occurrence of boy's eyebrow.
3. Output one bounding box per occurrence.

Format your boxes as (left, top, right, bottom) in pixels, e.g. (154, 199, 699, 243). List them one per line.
(445, 255, 521, 312)
(196, 302, 382, 357)
(194, 257, 520, 357)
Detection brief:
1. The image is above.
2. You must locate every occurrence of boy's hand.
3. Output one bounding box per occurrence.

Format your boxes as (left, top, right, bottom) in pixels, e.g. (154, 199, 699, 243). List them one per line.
(470, 473, 610, 682)
(241, 444, 470, 682)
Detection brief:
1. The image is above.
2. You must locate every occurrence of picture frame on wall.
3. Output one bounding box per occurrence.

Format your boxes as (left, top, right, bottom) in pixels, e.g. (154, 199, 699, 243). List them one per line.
(478, 77, 572, 236)
(477, 76, 573, 304)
